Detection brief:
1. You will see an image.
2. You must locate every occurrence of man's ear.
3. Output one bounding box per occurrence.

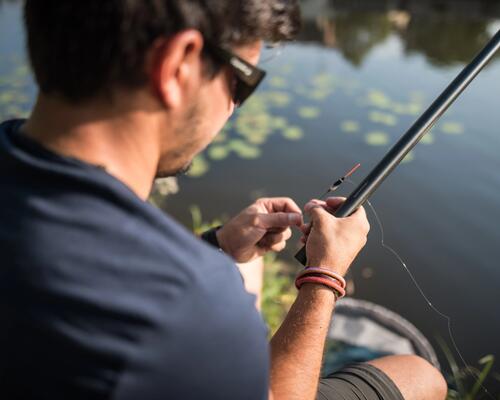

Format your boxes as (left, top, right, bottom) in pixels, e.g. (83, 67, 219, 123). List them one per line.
(150, 30, 205, 109)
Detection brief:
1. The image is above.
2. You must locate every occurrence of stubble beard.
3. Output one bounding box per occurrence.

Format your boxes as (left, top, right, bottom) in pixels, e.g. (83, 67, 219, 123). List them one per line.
(155, 103, 201, 178)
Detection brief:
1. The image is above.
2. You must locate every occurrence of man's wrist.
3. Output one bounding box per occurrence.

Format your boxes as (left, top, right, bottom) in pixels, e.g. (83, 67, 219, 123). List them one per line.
(200, 225, 224, 251)
(306, 260, 346, 276)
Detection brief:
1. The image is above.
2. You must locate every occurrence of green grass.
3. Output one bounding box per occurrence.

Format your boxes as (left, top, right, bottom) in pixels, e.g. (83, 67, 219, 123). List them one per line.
(438, 338, 499, 400)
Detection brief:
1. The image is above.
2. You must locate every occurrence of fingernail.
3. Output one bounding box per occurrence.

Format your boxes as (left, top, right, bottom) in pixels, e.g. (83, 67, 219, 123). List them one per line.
(288, 213, 302, 225)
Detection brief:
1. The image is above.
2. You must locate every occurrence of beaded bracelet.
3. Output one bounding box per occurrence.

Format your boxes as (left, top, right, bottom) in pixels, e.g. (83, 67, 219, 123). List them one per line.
(295, 275, 346, 299)
(298, 267, 346, 289)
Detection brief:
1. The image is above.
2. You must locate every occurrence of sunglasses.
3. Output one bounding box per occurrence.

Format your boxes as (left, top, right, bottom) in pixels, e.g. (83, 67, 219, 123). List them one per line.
(205, 43, 267, 107)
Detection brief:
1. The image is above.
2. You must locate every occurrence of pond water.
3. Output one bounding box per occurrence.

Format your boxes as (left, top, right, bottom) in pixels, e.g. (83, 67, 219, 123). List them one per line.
(1, 0, 500, 392)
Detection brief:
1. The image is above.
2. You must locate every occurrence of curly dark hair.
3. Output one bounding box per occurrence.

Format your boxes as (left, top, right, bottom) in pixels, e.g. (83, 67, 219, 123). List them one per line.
(24, 0, 301, 103)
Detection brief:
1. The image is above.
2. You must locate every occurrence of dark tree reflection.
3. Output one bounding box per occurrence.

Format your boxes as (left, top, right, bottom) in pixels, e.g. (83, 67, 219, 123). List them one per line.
(299, 0, 500, 67)
(401, 16, 493, 67)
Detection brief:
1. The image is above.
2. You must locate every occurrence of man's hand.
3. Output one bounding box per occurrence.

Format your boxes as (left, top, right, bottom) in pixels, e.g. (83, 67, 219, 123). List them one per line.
(300, 197, 370, 276)
(216, 198, 303, 263)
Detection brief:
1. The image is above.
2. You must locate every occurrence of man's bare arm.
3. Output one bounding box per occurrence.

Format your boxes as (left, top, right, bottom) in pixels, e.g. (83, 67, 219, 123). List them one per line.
(268, 198, 370, 400)
(269, 284, 336, 400)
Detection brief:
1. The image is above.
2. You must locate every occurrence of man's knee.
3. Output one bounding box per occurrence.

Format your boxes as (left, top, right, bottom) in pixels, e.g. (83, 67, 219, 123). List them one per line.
(368, 355, 447, 400)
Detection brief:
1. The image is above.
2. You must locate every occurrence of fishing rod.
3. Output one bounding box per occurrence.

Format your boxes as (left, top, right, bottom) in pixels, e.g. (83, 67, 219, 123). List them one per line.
(296, 29, 500, 265)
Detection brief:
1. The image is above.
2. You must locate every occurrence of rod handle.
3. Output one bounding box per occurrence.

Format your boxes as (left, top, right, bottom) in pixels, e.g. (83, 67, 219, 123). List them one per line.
(295, 246, 308, 265)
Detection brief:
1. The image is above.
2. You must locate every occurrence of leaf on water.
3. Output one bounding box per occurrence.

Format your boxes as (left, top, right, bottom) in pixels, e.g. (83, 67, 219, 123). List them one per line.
(365, 131, 390, 146)
(187, 155, 209, 178)
(366, 90, 392, 109)
(341, 120, 360, 133)
(312, 73, 335, 88)
(235, 112, 273, 137)
(5, 105, 28, 118)
(441, 122, 465, 135)
(14, 65, 30, 77)
(298, 106, 320, 119)
(420, 132, 435, 145)
(246, 134, 267, 145)
(307, 89, 332, 100)
(282, 126, 304, 141)
(213, 130, 228, 143)
(271, 116, 288, 130)
(263, 91, 291, 108)
(0, 92, 15, 104)
(269, 76, 287, 89)
(208, 145, 230, 161)
(391, 103, 422, 116)
(369, 111, 398, 126)
(229, 140, 261, 159)
(243, 98, 267, 113)
(401, 151, 415, 163)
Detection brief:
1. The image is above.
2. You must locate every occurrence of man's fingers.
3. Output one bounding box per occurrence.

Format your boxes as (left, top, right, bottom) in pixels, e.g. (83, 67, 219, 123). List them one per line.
(256, 197, 303, 215)
(304, 197, 347, 219)
(325, 197, 347, 211)
(300, 222, 311, 235)
(258, 229, 292, 248)
(304, 199, 326, 213)
(307, 205, 333, 227)
(256, 212, 303, 229)
(269, 241, 287, 253)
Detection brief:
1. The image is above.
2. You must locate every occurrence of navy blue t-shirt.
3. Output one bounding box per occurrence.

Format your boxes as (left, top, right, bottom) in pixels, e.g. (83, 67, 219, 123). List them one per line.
(0, 119, 269, 400)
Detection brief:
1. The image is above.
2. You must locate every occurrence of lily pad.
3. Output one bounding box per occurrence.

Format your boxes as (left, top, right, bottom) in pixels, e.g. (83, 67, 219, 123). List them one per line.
(14, 65, 29, 77)
(272, 116, 288, 130)
(263, 91, 291, 108)
(282, 126, 304, 141)
(341, 121, 360, 133)
(298, 106, 320, 119)
(188, 155, 209, 178)
(246, 134, 267, 145)
(391, 101, 423, 115)
(229, 140, 261, 159)
(366, 90, 392, 109)
(312, 73, 335, 88)
(402, 151, 415, 164)
(235, 112, 273, 137)
(365, 131, 390, 146)
(269, 76, 287, 89)
(307, 89, 332, 100)
(208, 145, 230, 160)
(441, 122, 464, 135)
(0, 92, 15, 104)
(369, 111, 398, 126)
(244, 96, 267, 113)
(420, 132, 435, 145)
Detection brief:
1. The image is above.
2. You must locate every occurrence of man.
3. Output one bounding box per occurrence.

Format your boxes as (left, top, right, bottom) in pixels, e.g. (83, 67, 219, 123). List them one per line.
(0, 1, 447, 399)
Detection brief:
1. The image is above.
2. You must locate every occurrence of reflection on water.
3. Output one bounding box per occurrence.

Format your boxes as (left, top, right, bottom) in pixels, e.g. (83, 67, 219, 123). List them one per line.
(299, 0, 500, 67)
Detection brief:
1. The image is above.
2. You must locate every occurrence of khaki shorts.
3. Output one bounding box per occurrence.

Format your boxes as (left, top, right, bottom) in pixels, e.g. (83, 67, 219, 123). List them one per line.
(317, 364, 404, 400)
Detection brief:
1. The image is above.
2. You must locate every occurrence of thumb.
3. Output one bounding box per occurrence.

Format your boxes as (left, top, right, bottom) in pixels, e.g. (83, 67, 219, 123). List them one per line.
(256, 212, 302, 229)
(325, 197, 347, 211)
(306, 205, 331, 226)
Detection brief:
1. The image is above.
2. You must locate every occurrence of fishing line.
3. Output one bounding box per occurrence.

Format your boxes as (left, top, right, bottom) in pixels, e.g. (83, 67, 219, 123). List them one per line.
(342, 178, 495, 399)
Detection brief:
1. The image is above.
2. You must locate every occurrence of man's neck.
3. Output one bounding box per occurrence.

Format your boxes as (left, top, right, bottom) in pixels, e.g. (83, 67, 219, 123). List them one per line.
(22, 93, 162, 200)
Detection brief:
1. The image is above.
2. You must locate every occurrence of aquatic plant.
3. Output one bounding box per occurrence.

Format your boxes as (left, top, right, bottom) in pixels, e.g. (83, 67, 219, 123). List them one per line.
(0, 56, 32, 120)
(438, 337, 499, 400)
